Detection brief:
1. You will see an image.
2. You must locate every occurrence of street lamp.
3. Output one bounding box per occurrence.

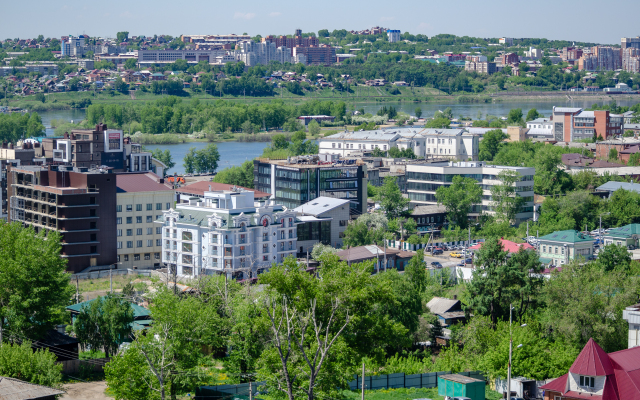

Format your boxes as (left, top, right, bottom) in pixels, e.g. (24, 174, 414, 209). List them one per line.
(507, 304, 526, 400)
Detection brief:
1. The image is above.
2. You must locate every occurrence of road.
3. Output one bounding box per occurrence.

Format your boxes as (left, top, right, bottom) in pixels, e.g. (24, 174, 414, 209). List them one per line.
(61, 381, 111, 400)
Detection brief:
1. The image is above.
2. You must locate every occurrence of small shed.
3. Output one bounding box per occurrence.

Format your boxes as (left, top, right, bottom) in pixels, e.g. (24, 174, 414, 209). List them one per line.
(437, 374, 485, 400)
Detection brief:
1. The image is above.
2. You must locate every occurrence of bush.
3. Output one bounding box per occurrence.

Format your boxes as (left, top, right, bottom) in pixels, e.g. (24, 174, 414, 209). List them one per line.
(0, 341, 63, 388)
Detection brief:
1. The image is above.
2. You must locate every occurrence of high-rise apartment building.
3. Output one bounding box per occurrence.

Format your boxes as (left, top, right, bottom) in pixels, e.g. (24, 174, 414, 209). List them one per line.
(621, 36, 640, 50)
(387, 30, 401, 43)
(578, 46, 622, 71)
(253, 158, 368, 214)
(158, 189, 298, 279)
(7, 165, 117, 273)
(292, 46, 335, 65)
(115, 173, 174, 269)
(623, 47, 640, 73)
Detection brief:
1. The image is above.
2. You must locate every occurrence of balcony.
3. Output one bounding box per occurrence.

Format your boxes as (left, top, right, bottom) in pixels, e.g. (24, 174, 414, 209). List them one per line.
(239, 238, 247, 244)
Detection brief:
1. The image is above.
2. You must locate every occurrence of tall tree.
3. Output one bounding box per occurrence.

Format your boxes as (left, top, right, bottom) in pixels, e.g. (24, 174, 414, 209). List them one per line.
(466, 238, 544, 324)
(490, 170, 526, 223)
(73, 294, 134, 357)
(0, 222, 74, 342)
(375, 176, 409, 219)
(478, 129, 508, 161)
(435, 176, 482, 229)
(151, 148, 175, 175)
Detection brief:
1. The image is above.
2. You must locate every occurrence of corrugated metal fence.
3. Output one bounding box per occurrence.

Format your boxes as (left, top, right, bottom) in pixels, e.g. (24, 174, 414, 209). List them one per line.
(196, 371, 485, 399)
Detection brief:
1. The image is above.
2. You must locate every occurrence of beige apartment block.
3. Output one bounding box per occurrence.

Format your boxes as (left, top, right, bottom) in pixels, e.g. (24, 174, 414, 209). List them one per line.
(115, 173, 174, 269)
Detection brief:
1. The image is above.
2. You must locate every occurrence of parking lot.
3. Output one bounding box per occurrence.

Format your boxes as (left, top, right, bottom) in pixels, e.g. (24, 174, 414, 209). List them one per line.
(423, 246, 474, 267)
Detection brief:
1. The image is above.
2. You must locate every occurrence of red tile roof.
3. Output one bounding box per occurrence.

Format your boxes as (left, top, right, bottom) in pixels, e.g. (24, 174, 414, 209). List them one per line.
(176, 181, 270, 199)
(570, 338, 614, 376)
(468, 239, 534, 253)
(116, 173, 173, 193)
(541, 339, 640, 400)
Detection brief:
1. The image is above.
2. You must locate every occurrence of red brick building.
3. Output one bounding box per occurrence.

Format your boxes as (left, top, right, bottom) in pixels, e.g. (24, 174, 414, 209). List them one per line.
(552, 107, 624, 142)
(262, 35, 319, 49)
(501, 52, 519, 65)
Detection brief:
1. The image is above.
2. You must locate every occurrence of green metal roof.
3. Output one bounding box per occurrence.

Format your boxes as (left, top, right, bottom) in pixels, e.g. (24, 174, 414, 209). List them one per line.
(539, 257, 553, 264)
(538, 230, 594, 244)
(605, 224, 640, 239)
(67, 298, 151, 318)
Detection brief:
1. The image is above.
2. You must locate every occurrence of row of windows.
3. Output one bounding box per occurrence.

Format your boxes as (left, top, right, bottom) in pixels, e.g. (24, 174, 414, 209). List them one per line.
(117, 239, 161, 249)
(116, 215, 161, 224)
(117, 253, 160, 262)
(117, 203, 170, 212)
(117, 227, 162, 236)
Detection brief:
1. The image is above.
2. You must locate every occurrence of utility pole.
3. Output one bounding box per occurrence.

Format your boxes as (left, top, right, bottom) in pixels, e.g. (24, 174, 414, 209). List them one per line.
(361, 362, 365, 400)
(76, 275, 79, 304)
(507, 303, 512, 400)
(249, 380, 253, 400)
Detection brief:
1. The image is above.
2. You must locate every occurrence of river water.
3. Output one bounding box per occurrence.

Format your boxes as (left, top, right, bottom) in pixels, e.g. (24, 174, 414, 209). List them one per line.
(36, 98, 638, 174)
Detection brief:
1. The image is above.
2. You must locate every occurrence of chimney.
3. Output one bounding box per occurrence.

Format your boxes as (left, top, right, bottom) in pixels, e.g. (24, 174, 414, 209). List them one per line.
(208, 185, 211, 191)
(453, 295, 457, 300)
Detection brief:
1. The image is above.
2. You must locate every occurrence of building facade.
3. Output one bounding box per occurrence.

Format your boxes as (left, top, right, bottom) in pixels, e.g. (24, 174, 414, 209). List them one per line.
(537, 230, 595, 266)
(293, 197, 350, 254)
(7, 165, 117, 273)
(406, 161, 535, 224)
(318, 128, 479, 161)
(158, 189, 298, 279)
(116, 173, 174, 269)
(138, 49, 226, 65)
(551, 107, 623, 142)
(253, 158, 368, 214)
(387, 30, 401, 43)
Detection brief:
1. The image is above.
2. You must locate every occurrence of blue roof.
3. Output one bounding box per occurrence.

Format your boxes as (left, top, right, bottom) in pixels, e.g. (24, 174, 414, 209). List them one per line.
(597, 181, 640, 194)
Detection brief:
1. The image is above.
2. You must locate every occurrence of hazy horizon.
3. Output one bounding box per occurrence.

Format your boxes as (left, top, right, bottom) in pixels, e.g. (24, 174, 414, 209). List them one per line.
(1, 0, 639, 45)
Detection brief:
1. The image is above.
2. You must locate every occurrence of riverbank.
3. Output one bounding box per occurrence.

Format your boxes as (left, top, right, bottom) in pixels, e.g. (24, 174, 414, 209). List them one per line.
(9, 88, 640, 112)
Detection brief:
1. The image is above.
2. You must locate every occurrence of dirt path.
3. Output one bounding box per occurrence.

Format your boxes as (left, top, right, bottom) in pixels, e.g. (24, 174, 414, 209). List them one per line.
(60, 381, 112, 400)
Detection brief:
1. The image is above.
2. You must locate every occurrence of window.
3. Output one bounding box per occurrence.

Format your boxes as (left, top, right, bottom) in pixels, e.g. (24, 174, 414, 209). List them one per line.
(136, 204, 142, 211)
(117, 229, 122, 237)
(156, 227, 162, 234)
(116, 205, 122, 212)
(136, 240, 143, 248)
(156, 203, 162, 210)
(90, 209, 96, 216)
(127, 229, 133, 236)
(137, 228, 142, 235)
(144, 253, 150, 260)
(166, 203, 171, 210)
(554, 247, 558, 254)
(542, 245, 546, 253)
(117, 255, 121, 262)
(126, 217, 132, 224)
(156, 239, 161, 246)
(147, 240, 153, 247)
(126, 204, 132, 212)
(117, 241, 122, 249)
(147, 228, 152, 235)
(146, 216, 153, 223)
(146, 203, 152, 211)
(117, 217, 122, 225)
(579, 376, 595, 388)
(127, 241, 133, 248)
(124, 255, 129, 261)
(136, 216, 142, 223)
(182, 231, 192, 241)
(134, 254, 140, 261)
(155, 252, 160, 260)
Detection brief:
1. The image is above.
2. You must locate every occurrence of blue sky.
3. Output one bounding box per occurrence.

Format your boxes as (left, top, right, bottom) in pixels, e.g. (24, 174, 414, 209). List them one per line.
(1, 0, 638, 44)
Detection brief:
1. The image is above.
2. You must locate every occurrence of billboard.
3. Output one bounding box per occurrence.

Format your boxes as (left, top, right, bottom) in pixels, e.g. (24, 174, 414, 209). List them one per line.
(104, 129, 123, 153)
(102, 151, 125, 170)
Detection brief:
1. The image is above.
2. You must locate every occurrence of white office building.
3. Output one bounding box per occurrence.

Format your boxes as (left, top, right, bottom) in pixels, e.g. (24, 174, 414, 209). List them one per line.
(406, 161, 535, 223)
(234, 41, 298, 66)
(158, 188, 298, 279)
(318, 128, 479, 161)
(526, 118, 554, 139)
(138, 49, 227, 65)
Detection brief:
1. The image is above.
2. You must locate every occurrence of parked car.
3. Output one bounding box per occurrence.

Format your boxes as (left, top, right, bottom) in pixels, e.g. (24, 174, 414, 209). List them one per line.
(450, 252, 463, 258)
(464, 258, 473, 264)
(430, 261, 442, 268)
(432, 248, 443, 255)
(587, 255, 597, 260)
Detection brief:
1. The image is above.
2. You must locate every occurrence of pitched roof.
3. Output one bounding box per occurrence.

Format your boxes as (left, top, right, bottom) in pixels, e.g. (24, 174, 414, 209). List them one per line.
(605, 224, 640, 239)
(468, 239, 534, 253)
(570, 338, 615, 376)
(67, 298, 151, 319)
(597, 181, 640, 194)
(116, 172, 173, 193)
(0, 376, 65, 399)
(336, 245, 403, 262)
(176, 181, 270, 199)
(539, 230, 594, 244)
(540, 373, 568, 393)
(426, 297, 461, 316)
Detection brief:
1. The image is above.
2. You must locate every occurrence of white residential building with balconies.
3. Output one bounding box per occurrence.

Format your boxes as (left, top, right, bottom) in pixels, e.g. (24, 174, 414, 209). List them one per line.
(158, 188, 298, 279)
